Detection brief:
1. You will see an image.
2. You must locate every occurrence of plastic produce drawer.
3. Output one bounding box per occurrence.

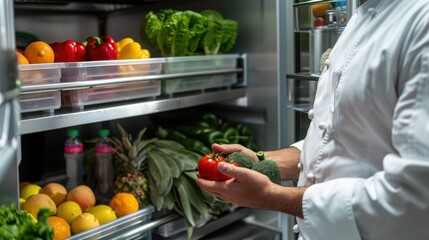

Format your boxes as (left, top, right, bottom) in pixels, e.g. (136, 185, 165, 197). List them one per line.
(18, 63, 63, 114)
(60, 58, 164, 110)
(67, 205, 155, 240)
(162, 54, 239, 95)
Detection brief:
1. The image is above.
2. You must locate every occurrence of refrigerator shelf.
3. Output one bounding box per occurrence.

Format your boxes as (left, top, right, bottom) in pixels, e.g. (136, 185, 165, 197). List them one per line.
(20, 87, 246, 134)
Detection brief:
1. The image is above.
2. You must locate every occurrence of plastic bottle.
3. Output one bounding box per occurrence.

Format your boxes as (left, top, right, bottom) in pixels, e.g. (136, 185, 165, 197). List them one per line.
(64, 129, 84, 190)
(95, 129, 114, 201)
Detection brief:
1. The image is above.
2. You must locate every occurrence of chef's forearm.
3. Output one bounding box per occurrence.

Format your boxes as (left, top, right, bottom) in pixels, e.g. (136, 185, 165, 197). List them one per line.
(267, 184, 306, 218)
(264, 146, 301, 180)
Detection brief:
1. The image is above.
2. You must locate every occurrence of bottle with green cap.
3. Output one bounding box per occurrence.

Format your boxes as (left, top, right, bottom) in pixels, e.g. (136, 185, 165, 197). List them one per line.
(95, 128, 114, 201)
(64, 129, 84, 190)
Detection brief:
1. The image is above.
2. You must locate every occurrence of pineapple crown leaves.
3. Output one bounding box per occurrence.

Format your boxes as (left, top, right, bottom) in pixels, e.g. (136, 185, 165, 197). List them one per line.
(111, 123, 152, 170)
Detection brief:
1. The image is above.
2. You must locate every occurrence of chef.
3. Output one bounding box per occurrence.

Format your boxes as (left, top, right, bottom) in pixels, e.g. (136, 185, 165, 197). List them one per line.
(196, 0, 429, 239)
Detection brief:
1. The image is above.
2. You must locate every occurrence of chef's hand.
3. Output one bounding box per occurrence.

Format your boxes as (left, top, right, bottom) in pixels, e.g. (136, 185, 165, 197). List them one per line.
(196, 161, 278, 209)
(211, 143, 259, 162)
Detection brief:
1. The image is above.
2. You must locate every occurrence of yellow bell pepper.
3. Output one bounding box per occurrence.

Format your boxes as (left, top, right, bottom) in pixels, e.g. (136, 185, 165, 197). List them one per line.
(116, 38, 151, 59)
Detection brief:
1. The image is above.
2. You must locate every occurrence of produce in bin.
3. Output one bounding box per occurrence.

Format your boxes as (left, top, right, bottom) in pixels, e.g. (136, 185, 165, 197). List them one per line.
(141, 9, 237, 56)
(24, 41, 55, 64)
(106, 123, 232, 238)
(85, 35, 117, 61)
(200, 10, 238, 55)
(0, 205, 54, 239)
(116, 37, 151, 59)
(50, 40, 86, 62)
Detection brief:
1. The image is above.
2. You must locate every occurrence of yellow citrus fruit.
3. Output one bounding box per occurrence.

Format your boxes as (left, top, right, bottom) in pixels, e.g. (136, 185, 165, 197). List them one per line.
(71, 213, 100, 235)
(312, 3, 331, 18)
(40, 183, 68, 207)
(17, 51, 29, 64)
(23, 193, 57, 219)
(56, 201, 82, 225)
(20, 183, 41, 200)
(47, 216, 71, 240)
(20, 182, 31, 191)
(109, 192, 139, 218)
(24, 41, 55, 64)
(19, 198, 26, 209)
(87, 204, 117, 225)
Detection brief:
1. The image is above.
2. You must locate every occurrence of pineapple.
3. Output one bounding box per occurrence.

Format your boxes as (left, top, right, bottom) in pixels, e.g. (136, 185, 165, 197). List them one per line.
(112, 124, 150, 208)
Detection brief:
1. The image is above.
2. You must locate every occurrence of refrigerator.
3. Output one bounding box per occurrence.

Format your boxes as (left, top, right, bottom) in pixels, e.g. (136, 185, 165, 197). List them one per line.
(0, 0, 358, 239)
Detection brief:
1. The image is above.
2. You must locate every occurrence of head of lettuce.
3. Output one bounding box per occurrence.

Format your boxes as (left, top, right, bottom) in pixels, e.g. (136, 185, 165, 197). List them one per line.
(141, 9, 238, 57)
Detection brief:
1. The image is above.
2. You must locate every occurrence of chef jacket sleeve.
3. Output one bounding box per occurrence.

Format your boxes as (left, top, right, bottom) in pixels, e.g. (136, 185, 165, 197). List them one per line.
(301, 15, 429, 240)
(290, 140, 304, 151)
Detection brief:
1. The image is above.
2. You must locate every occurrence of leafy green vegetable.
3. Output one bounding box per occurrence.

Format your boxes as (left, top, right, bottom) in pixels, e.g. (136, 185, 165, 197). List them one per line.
(141, 9, 237, 56)
(200, 10, 238, 55)
(0, 205, 53, 240)
(142, 10, 207, 57)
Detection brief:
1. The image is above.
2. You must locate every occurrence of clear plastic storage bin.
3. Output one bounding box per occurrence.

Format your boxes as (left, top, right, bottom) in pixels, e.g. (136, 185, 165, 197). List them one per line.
(60, 58, 164, 110)
(18, 63, 63, 113)
(67, 205, 154, 240)
(162, 54, 239, 95)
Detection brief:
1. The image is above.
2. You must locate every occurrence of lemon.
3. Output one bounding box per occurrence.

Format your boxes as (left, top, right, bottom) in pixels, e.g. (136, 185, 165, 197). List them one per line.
(20, 183, 41, 200)
(71, 213, 100, 234)
(87, 204, 117, 225)
(19, 198, 26, 209)
(57, 201, 82, 225)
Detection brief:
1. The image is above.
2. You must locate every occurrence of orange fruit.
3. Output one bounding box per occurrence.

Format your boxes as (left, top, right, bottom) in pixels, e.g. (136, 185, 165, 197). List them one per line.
(57, 201, 82, 225)
(17, 51, 29, 64)
(24, 41, 55, 64)
(22, 193, 57, 219)
(40, 183, 68, 207)
(109, 192, 139, 217)
(47, 216, 71, 240)
(71, 213, 100, 234)
(312, 3, 331, 18)
(67, 185, 96, 212)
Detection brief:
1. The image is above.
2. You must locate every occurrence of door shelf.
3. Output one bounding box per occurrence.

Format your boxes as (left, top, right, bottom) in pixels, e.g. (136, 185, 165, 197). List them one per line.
(286, 73, 319, 113)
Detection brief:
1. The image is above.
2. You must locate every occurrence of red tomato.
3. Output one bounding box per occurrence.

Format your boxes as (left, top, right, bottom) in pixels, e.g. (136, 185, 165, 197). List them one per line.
(198, 153, 237, 181)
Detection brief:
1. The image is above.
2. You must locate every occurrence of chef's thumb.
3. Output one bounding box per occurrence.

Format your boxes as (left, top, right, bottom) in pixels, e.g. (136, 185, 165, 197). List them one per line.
(217, 162, 248, 180)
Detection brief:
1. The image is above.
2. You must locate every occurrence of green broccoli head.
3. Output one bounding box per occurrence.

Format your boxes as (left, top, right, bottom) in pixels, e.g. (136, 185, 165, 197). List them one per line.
(252, 160, 281, 185)
(227, 152, 254, 169)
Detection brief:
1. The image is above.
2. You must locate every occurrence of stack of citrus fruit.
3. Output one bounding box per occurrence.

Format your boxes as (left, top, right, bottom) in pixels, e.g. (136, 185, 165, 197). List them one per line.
(19, 181, 141, 239)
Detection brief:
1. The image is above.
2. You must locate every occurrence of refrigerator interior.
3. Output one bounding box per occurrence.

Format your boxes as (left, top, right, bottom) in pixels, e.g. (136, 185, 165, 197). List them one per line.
(11, 0, 296, 239)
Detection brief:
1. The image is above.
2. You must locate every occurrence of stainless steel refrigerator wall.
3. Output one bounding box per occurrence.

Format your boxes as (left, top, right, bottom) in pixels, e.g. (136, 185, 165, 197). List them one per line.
(0, 0, 20, 206)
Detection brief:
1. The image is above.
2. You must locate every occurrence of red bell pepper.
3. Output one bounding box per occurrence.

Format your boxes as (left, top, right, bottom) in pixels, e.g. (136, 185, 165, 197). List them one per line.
(85, 36, 117, 61)
(50, 40, 86, 62)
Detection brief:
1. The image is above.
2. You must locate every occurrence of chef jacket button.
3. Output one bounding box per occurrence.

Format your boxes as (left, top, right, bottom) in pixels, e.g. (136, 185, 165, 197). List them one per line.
(367, 8, 377, 16)
(297, 162, 303, 171)
(307, 172, 315, 182)
(308, 109, 314, 120)
(324, 59, 330, 68)
(318, 122, 327, 130)
(293, 224, 299, 233)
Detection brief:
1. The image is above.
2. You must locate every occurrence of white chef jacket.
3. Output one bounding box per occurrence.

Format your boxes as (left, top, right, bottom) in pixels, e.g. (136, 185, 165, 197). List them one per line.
(294, 0, 429, 239)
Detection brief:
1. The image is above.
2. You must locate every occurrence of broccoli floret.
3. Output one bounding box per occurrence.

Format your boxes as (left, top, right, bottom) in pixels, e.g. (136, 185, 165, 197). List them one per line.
(252, 159, 281, 185)
(227, 152, 254, 169)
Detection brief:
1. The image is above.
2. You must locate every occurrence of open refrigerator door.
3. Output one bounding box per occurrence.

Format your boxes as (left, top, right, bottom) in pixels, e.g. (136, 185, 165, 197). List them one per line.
(0, 0, 20, 206)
